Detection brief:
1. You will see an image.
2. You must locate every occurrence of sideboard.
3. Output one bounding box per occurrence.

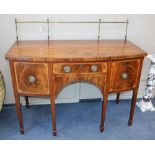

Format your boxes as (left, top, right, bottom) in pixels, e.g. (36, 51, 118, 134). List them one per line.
(5, 40, 147, 136)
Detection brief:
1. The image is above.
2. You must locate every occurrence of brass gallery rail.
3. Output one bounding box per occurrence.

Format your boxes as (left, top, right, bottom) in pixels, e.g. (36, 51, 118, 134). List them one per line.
(15, 18, 129, 42)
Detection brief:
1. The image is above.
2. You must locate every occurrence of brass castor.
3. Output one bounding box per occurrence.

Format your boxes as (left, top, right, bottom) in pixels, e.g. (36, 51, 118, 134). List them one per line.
(100, 127, 104, 132)
(20, 129, 24, 134)
(53, 131, 57, 136)
(128, 120, 133, 126)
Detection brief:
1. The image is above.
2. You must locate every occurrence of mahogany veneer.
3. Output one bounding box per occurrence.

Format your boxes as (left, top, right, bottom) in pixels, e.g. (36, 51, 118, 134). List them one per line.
(14, 62, 49, 95)
(5, 40, 147, 136)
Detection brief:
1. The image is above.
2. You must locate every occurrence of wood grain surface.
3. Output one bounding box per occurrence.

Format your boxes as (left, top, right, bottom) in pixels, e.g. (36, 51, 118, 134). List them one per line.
(5, 40, 147, 62)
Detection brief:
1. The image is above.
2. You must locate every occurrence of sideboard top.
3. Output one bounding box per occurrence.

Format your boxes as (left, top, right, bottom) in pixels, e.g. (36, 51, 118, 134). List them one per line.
(5, 40, 147, 62)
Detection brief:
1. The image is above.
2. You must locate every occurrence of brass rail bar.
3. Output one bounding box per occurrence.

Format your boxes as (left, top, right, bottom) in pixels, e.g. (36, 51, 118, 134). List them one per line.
(47, 18, 50, 40)
(16, 21, 129, 24)
(50, 21, 128, 24)
(98, 19, 101, 42)
(16, 21, 47, 23)
(15, 18, 19, 41)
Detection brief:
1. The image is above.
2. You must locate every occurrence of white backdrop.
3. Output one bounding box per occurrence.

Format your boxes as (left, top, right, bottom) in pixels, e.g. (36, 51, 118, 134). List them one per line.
(0, 14, 154, 105)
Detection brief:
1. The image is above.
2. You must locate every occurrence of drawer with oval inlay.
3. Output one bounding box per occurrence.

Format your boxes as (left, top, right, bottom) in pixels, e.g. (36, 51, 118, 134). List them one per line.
(109, 59, 141, 92)
(53, 62, 107, 75)
(14, 62, 49, 95)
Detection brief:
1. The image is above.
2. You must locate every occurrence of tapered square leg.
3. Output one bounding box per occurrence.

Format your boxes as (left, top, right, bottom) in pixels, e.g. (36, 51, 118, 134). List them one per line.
(15, 95, 24, 134)
(9, 61, 24, 134)
(25, 96, 29, 109)
(128, 89, 138, 126)
(51, 95, 57, 136)
(116, 93, 120, 104)
(50, 83, 57, 136)
(100, 93, 108, 133)
(48, 64, 57, 136)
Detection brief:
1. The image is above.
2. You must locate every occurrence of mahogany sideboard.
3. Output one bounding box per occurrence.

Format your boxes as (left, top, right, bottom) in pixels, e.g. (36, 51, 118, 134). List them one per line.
(5, 40, 147, 136)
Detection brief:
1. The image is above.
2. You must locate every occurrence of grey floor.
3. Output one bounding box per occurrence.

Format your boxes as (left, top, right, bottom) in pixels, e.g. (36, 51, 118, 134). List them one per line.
(0, 99, 155, 140)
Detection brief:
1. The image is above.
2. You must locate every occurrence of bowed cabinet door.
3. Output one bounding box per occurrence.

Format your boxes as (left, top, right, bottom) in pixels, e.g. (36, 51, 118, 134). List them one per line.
(14, 62, 50, 95)
(109, 59, 141, 92)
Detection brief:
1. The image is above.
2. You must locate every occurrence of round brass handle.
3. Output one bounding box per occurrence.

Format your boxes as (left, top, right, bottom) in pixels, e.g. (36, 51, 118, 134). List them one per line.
(121, 72, 128, 80)
(28, 75, 36, 83)
(63, 65, 71, 73)
(91, 64, 98, 72)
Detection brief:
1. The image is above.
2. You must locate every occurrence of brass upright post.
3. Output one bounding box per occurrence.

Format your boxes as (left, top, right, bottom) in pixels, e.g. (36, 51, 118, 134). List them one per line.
(124, 19, 129, 43)
(47, 18, 50, 40)
(15, 18, 18, 41)
(98, 19, 101, 42)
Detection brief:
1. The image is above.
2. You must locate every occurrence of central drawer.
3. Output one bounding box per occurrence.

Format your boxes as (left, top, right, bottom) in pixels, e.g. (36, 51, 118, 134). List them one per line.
(53, 62, 107, 75)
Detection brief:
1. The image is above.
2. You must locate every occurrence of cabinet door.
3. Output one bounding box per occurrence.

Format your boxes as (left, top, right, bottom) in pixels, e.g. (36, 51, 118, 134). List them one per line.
(109, 59, 141, 92)
(14, 62, 49, 95)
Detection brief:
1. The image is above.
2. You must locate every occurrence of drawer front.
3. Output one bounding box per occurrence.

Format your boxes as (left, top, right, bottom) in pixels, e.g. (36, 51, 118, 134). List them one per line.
(109, 59, 141, 92)
(14, 62, 49, 95)
(53, 62, 107, 75)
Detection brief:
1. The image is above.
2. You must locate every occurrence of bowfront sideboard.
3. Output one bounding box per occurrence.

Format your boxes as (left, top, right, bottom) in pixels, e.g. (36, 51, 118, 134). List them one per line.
(5, 40, 147, 136)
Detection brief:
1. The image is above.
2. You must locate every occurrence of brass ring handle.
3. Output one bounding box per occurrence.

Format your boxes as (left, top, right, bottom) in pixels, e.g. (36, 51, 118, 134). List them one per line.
(28, 75, 36, 83)
(91, 64, 98, 72)
(63, 65, 71, 73)
(121, 72, 128, 80)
